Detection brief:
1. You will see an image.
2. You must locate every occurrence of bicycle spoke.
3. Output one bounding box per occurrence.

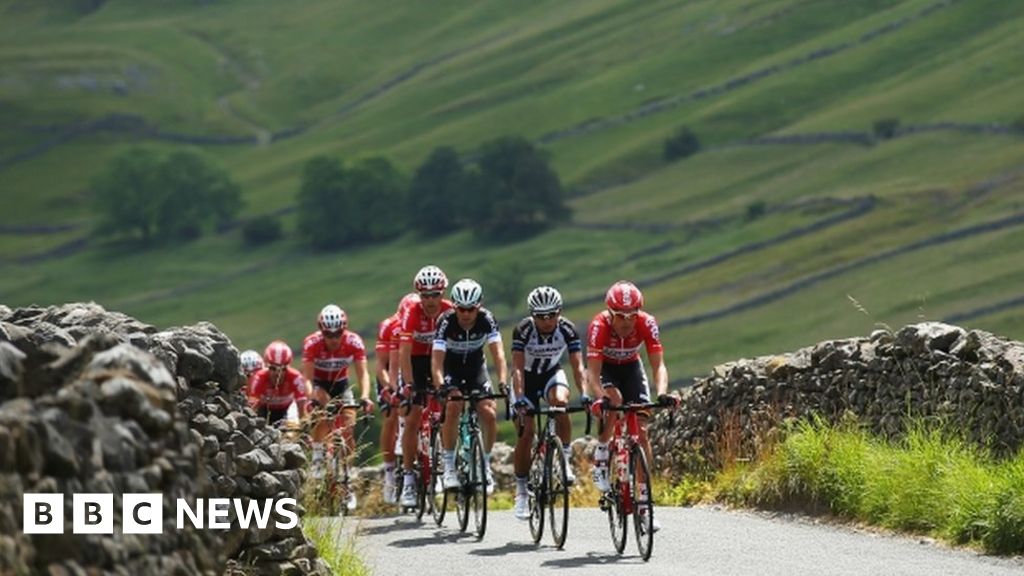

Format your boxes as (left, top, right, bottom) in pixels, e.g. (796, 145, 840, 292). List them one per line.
(528, 442, 545, 544)
(632, 446, 654, 561)
(548, 436, 569, 549)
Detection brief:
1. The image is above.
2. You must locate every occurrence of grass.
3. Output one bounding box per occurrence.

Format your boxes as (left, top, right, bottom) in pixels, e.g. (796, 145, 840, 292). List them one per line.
(303, 518, 371, 576)
(683, 417, 1024, 555)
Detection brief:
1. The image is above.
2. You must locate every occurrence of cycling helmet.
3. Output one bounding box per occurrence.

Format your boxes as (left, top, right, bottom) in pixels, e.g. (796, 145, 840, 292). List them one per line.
(240, 349, 264, 374)
(413, 265, 448, 292)
(605, 281, 644, 312)
(263, 340, 293, 366)
(317, 304, 347, 332)
(397, 292, 420, 315)
(527, 286, 563, 315)
(450, 278, 483, 308)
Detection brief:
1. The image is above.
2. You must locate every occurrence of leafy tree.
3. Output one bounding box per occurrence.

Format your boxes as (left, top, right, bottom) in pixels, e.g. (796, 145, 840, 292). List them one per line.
(91, 148, 242, 243)
(349, 156, 407, 241)
(481, 259, 526, 313)
(470, 136, 569, 240)
(92, 148, 161, 241)
(873, 118, 901, 140)
(296, 156, 349, 250)
(408, 146, 465, 235)
(663, 126, 701, 161)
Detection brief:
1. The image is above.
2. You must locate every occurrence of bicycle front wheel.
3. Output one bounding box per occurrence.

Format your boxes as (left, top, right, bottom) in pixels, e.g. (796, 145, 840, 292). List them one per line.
(631, 445, 654, 561)
(547, 436, 570, 550)
(469, 430, 488, 539)
(606, 449, 628, 554)
(528, 442, 546, 544)
(455, 434, 470, 533)
(429, 425, 447, 526)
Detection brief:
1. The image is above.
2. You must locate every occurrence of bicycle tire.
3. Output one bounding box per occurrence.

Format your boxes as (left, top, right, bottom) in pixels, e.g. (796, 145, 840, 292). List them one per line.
(455, 430, 470, 533)
(631, 446, 654, 561)
(528, 441, 546, 544)
(547, 435, 570, 549)
(606, 445, 628, 554)
(470, 429, 488, 539)
(429, 425, 448, 526)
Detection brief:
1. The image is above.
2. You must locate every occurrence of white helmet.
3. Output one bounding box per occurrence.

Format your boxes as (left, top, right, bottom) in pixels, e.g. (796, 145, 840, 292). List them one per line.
(413, 265, 448, 292)
(527, 286, 562, 315)
(240, 349, 264, 375)
(450, 278, 483, 308)
(317, 304, 347, 332)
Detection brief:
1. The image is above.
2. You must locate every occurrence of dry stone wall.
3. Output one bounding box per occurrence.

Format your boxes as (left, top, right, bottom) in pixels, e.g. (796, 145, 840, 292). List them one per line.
(0, 303, 329, 576)
(651, 322, 1024, 474)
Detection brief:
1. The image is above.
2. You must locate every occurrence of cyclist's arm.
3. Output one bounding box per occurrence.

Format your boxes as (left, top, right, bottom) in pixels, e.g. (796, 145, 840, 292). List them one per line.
(587, 357, 604, 400)
(388, 347, 401, 392)
(301, 360, 315, 396)
(488, 340, 507, 389)
(355, 357, 372, 402)
(431, 348, 446, 391)
(511, 349, 526, 400)
(375, 352, 390, 390)
(568, 350, 587, 396)
(648, 350, 669, 396)
(399, 341, 414, 390)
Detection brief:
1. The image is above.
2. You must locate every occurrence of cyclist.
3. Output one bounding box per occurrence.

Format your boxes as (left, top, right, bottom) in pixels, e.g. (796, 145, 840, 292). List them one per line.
(510, 286, 588, 520)
(433, 278, 507, 495)
(302, 304, 374, 495)
(398, 265, 453, 507)
(375, 292, 420, 504)
(240, 348, 264, 391)
(248, 340, 310, 425)
(587, 281, 678, 532)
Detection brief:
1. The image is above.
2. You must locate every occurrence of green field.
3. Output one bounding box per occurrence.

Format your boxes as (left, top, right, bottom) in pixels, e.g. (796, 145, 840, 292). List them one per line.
(2, 0, 1024, 384)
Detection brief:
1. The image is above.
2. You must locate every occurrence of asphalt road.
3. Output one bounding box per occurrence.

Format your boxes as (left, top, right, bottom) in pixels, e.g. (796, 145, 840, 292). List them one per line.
(337, 505, 1024, 576)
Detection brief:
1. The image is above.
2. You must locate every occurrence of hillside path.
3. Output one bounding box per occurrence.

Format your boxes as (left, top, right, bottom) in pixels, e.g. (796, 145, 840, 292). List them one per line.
(333, 506, 1023, 576)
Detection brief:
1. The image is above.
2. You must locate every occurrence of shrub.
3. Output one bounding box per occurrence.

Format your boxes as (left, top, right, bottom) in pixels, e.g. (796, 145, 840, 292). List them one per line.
(242, 215, 283, 246)
(873, 118, 901, 140)
(663, 126, 701, 161)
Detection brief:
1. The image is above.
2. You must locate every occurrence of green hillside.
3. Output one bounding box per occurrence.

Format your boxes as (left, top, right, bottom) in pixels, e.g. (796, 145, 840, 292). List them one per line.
(2, 0, 1023, 382)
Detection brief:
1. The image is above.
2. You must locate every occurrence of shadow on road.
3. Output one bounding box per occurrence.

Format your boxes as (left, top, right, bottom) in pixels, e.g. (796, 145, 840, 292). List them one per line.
(541, 552, 639, 567)
(468, 541, 544, 557)
(358, 518, 429, 536)
(389, 530, 477, 548)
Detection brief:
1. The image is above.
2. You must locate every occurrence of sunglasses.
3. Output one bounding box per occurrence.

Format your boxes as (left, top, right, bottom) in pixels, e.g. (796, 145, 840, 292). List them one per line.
(533, 312, 559, 321)
(269, 364, 287, 372)
(456, 306, 478, 313)
(419, 291, 442, 299)
(322, 330, 343, 338)
(610, 310, 639, 320)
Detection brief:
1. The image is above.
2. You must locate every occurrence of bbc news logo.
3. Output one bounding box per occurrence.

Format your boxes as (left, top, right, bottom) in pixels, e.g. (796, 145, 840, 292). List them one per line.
(23, 494, 299, 534)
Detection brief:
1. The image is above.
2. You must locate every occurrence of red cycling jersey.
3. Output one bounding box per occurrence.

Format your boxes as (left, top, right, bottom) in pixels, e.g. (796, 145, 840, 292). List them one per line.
(375, 314, 401, 358)
(399, 300, 453, 356)
(302, 330, 367, 382)
(586, 310, 664, 365)
(249, 367, 308, 410)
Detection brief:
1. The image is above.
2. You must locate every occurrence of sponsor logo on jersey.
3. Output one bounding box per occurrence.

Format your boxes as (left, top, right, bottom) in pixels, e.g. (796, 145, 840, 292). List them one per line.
(603, 344, 642, 361)
(315, 358, 352, 371)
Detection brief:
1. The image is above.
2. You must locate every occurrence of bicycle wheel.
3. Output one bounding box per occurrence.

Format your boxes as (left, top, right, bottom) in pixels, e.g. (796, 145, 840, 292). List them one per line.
(469, 430, 488, 539)
(606, 448, 628, 554)
(429, 426, 448, 526)
(416, 452, 429, 521)
(527, 442, 546, 544)
(455, 432, 470, 533)
(547, 436, 570, 549)
(631, 446, 654, 561)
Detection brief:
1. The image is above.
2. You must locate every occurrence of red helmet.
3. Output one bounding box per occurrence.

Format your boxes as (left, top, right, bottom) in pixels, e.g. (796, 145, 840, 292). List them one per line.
(605, 281, 644, 312)
(397, 292, 420, 315)
(263, 340, 293, 366)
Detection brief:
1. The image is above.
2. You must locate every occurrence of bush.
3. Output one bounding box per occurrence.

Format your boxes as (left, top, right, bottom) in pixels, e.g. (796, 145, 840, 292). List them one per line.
(242, 215, 283, 246)
(873, 118, 901, 140)
(745, 201, 767, 221)
(663, 127, 701, 161)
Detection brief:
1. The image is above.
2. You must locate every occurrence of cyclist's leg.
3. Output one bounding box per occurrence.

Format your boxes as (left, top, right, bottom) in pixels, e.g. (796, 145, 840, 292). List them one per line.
(310, 381, 335, 444)
(544, 370, 572, 444)
(514, 373, 544, 477)
(401, 356, 431, 503)
(378, 378, 399, 466)
(593, 365, 624, 491)
(620, 361, 655, 486)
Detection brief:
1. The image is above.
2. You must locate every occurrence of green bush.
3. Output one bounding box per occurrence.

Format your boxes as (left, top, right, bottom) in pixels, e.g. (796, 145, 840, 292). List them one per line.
(663, 126, 701, 161)
(873, 118, 901, 140)
(242, 214, 283, 246)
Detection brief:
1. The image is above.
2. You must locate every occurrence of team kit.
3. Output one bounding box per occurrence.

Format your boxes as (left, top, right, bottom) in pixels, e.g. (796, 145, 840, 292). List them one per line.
(242, 265, 681, 539)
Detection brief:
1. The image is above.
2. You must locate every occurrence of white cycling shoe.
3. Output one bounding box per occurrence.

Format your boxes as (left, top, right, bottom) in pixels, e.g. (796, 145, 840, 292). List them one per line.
(514, 492, 530, 520)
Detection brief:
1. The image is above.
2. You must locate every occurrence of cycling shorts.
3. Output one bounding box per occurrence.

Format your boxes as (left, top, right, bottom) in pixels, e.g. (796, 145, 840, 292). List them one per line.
(523, 368, 568, 407)
(600, 360, 650, 405)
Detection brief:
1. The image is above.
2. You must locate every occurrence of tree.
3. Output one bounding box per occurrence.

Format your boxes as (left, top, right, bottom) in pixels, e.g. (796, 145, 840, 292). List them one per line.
(242, 214, 283, 246)
(349, 156, 407, 241)
(663, 126, 701, 161)
(481, 259, 526, 313)
(470, 136, 569, 241)
(296, 156, 349, 250)
(408, 146, 465, 235)
(92, 148, 161, 241)
(91, 148, 242, 243)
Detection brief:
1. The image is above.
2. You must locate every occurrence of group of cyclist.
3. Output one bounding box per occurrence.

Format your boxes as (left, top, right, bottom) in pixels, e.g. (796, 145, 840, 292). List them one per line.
(243, 265, 678, 528)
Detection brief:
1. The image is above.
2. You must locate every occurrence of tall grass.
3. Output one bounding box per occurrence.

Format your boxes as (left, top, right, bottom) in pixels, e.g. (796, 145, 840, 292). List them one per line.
(697, 417, 1024, 555)
(303, 518, 371, 576)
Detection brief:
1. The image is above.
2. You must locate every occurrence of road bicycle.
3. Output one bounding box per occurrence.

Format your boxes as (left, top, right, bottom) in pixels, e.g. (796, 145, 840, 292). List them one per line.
(517, 402, 590, 549)
(445, 387, 508, 539)
(304, 398, 374, 516)
(598, 400, 675, 561)
(394, 388, 448, 523)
